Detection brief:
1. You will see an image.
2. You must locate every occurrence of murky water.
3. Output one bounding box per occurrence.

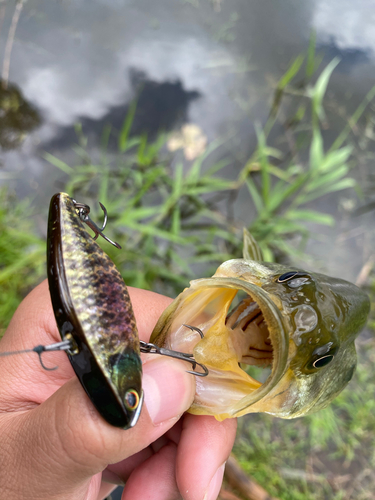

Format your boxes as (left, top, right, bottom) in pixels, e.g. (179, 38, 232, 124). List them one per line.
(1, 0, 374, 277)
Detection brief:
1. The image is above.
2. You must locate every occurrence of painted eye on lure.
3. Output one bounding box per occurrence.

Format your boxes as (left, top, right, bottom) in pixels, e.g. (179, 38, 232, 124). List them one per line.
(124, 390, 140, 410)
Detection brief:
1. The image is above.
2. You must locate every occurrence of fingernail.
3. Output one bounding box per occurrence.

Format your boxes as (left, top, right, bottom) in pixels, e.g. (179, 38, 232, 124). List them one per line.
(142, 357, 195, 425)
(204, 463, 225, 500)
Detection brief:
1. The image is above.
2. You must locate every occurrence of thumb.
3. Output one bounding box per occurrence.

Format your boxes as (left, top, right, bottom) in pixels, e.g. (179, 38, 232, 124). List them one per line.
(2, 356, 195, 500)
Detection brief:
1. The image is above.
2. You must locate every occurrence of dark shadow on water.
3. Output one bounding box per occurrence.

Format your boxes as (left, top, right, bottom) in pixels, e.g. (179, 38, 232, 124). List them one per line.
(128, 69, 201, 136)
(0, 80, 41, 151)
(318, 37, 371, 70)
(44, 70, 201, 150)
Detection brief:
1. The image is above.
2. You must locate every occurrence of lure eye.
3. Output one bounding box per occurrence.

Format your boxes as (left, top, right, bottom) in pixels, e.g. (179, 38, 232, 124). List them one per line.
(124, 389, 140, 410)
(312, 355, 335, 368)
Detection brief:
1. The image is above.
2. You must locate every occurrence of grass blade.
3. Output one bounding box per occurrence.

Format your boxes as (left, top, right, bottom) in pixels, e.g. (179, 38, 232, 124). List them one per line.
(118, 100, 137, 153)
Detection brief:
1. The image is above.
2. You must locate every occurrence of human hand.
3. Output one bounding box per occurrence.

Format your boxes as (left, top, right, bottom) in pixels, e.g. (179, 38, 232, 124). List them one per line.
(0, 281, 237, 500)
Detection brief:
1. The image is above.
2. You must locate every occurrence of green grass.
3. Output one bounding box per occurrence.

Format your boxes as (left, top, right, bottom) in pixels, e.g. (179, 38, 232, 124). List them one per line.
(235, 336, 375, 500)
(0, 188, 44, 334)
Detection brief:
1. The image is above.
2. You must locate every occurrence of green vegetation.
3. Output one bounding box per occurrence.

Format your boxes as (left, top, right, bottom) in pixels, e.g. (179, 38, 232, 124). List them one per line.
(1, 43, 375, 500)
(235, 337, 375, 500)
(2, 48, 372, 330)
(241, 60, 354, 260)
(0, 188, 44, 331)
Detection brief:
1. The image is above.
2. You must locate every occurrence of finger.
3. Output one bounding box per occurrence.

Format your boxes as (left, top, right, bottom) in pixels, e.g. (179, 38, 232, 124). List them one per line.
(103, 447, 153, 485)
(122, 443, 181, 500)
(176, 414, 237, 500)
(103, 418, 183, 486)
(128, 286, 172, 341)
(0, 280, 172, 406)
(0, 356, 195, 500)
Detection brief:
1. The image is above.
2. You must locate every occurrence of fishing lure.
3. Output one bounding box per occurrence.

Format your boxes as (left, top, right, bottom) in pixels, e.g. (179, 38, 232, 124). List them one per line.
(0, 193, 207, 429)
(47, 192, 144, 429)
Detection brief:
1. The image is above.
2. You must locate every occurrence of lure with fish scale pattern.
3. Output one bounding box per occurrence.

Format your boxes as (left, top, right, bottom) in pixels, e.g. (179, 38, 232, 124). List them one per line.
(47, 192, 143, 429)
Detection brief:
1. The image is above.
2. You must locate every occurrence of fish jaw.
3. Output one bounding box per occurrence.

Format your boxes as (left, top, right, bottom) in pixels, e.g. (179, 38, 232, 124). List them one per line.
(150, 266, 291, 420)
(151, 259, 370, 420)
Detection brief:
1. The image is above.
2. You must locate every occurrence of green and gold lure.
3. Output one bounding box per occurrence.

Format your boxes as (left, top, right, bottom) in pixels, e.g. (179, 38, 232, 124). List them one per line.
(47, 193, 143, 428)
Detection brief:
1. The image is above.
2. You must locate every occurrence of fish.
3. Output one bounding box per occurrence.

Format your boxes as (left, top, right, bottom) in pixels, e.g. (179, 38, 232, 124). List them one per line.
(47, 192, 143, 429)
(150, 229, 370, 420)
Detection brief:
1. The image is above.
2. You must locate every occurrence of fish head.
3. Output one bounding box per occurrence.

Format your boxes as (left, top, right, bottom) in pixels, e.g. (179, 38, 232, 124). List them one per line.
(150, 258, 370, 420)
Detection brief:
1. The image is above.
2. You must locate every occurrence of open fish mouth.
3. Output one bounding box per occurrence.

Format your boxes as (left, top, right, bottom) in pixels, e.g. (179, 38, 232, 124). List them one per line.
(151, 276, 290, 420)
(226, 295, 273, 366)
(151, 232, 370, 420)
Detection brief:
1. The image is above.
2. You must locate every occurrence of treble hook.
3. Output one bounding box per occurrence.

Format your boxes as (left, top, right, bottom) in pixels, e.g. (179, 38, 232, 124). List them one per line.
(139, 325, 208, 377)
(182, 324, 204, 339)
(73, 200, 122, 249)
(0, 327, 209, 376)
(0, 339, 73, 371)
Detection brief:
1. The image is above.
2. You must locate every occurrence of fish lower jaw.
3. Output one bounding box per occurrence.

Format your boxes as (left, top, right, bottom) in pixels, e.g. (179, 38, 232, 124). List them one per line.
(152, 280, 288, 419)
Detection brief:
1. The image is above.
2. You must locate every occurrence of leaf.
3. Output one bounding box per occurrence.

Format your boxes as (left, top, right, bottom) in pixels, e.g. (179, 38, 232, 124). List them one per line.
(137, 134, 148, 164)
(319, 146, 352, 172)
(309, 126, 324, 171)
(302, 177, 357, 203)
(261, 244, 274, 262)
(331, 84, 375, 150)
(306, 30, 317, 78)
(187, 138, 223, 183)
(272, 219, 306, 234)
(255, 125, 271, 208)
(311, 58, 340, 121)
(205, 158, 232, 177)
(306, 164, 349, 192)
(265, 165, 294, 182)
(172, 162, 184, 202)
(142, 133, 166, 165)
(245, 177, 263, 214)
(43, 153, 74, 174)
(118, 100, 137, 152)
(278, 55, 304, 89)
(116, 206, 162, 225)
(120, 136, 141, 152)
(185, 179, 237, 195)
(268, 173, 310, 212)
(171, 206, 181, 236)
(286, 209, 335, 226)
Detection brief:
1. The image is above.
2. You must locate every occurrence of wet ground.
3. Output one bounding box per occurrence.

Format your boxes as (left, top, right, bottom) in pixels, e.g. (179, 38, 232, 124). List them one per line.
(1, 1, 375, 499)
